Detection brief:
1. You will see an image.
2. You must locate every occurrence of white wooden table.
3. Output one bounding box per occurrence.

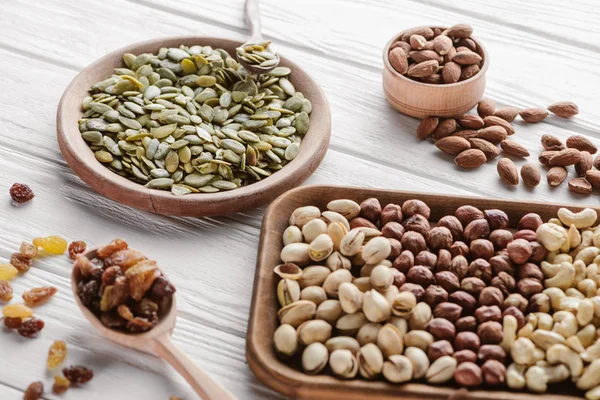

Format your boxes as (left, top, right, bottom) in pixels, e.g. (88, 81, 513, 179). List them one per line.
(0, 1, 598, 398)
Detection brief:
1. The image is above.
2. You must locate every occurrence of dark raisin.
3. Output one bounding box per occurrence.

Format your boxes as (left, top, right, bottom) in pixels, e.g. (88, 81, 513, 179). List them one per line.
(24, 381, 43, 400)
(63, 365, 94, 384)
(9, 183, 35, 204)
(68, 241, 87, 260)
(77, 280, 99, 306)
(3, 316, 22, 329)
(100, 311, 127, 328)
(150, 276, 176, 299)
(102, 266, 123, 286)
(18, 317, 45, 338)
(134, 298, 159, 318)
(126, 317, 154, 332)
(10, 252, 32, 273)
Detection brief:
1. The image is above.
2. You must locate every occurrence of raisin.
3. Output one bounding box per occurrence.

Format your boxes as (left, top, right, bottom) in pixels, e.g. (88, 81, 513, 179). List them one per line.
(18, 317, 45, 338)
(2, 303, 33, 319)
(33, 236, 68, 255)
(20, 242, 38, 259)
(170, 397, 183, 400)
(23, 381, 43, 400)
(23, 286, 57, 307)
(104, 249, 147, 270)
(102, 266, 123, 286)
(77, 280, 99, 306)
(63, 365, 94, 384)
(97, 239, 128, 258)
(10, 252, 32, 273)
(100, 311, 127, 328)
(68, 241, 87, 260)
(52, 375, 71, 394)
(0, 280, 13, 302)
(9, 183, 35, 204)
(125, 260, 160, 301)
(117, 304, 134, 321)
(47, 340, 68, 369)
(100, 276, 129, 311)
(151, 277, 177, 299)
(3, 316, 22, 329)
(134, 298, 159, 319)
(74, 256, 98, 278)
(126, 317, 154, 332)
(0, 263, 18, 280)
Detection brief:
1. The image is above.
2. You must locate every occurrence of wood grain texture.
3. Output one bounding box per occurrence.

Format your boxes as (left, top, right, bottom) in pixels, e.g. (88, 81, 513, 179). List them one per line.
(248, 185, 599, 400)
(0, 0, 598, 398)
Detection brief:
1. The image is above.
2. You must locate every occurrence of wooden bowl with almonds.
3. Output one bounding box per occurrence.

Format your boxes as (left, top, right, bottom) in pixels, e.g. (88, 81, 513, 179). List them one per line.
(382, 25, 489, 119)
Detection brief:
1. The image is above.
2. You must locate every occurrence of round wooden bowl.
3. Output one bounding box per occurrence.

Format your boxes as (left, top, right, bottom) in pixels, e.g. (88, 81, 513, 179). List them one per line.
(382, 27, 488, 119)
(57, 36, 331, 217)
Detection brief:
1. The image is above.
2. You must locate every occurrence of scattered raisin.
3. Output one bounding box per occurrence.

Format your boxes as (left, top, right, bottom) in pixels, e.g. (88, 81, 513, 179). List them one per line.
(9, 183, 35, 204)
(3, 316, 22, 329)
(151, 276, 177, 299)
(23, 381, 43, 400)
(0, 280, 13, 302)
(97, 238, 128, 258)
(52, 375, 71, 394)
(23, 286, 57, 307)
(18, 317, 45, 338)
(170, 397, 183, 400)
(2, 303, 33, 319)
(20, 242, 38, 259)
(33, 236, 68, 255)
(63, 365, 94, 384)
(47, 340, 68, 369)
(68, 241, 87, 260)
(126, 317, 154, 332)
(0, 263, 18, 281)
(10, 252, 32, 273)
(102, 266, 123, 286)
(77, 280, 99, 306)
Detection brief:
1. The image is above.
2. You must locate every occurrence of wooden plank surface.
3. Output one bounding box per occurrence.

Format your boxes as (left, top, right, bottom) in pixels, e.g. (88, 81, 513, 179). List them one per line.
(0, 0, 598, 398)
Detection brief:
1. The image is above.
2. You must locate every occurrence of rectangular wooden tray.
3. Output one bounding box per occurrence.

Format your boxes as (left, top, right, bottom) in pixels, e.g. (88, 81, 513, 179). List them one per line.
(246, 185, 600, 400)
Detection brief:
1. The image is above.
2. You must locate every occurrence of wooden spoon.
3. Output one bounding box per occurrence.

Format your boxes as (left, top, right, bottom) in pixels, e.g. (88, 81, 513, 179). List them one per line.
(236, 0, 280, 74)
(71, 248, 237, 400)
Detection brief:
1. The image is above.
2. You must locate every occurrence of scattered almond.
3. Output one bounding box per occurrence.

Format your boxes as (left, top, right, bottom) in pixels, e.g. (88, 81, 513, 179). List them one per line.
(547, 166, 568, 187)
(416, 116, 439, 140)
(477, 98, 496, 118)
(469, 138, 501, 160)
(433, 119, 458, 140)
(566, 135, 597, 154)
(477, 126, 507, 144)
(453, 130, 479, 139)
(520, 163, 541, 187)
(585, 170, 600, 189)
(388, 48, 409, 75)
(548, 148, 581, 166)
(519, 108, 548, 123)
(541, 134, 565, 151)
(457, 114, 484, 130)
(453, 51, 482, 65)
(568, 178, 592, 195)
(493, 107, 520, 122)
(455, 149, 487, 169)
(497, 158, 519, 185)
(575, 151, 593, 177)
(501, 140, 530, 157)
(483, 116, 515, 135)
(442, 62, 461, 84)
(446, 24, 474, 38)
(407, 60, 439, 78)
(435, 136, 471, 155)
(539, 151, 559, 167)
(410, 34, 427, 50)
(460, 64, 480, 81)
(433, 35, 453, 55)
(548, 101, 579, 118)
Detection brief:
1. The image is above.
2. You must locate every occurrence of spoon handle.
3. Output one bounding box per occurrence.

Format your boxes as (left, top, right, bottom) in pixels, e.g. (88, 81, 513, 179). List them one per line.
(154, 334, 237, 400)
(245, 0, 263, 42)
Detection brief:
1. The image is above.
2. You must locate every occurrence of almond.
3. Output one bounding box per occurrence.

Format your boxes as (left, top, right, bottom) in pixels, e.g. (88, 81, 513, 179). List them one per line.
(436, 136, 471, 155)
(566, 135, 598, 154)
(390, 41, 412, 54)
(453, 51, 482, 65)
(493, 107, 520, 122)
(433, 35, 453, 55)
(539, 151, 558, 166)
(421, 74, 443, 84)
(407, 60, 439, 78)
(453, 130, 479, 139)
(409, 50, 443, 64)
(541, 134, 565, 151)
(520, 163, 541, 187)
(417, 116, 439, 140)
(457, 114, 484, 130)
(549, 148, 581, 166)
(457, 38, 477, 51)
(446, 24, 473, 38)
(455, 46, 471, 53)
(460, 64, 480, 81)
(477, 126, 507, 144)
(389, 48, 409, 75)
(455, 149, 487, 169)
(547, 166, 568, 187)
(575, 151, 593, 177)
(444, 46, 457, 63)
(594, 153, 600, 169)
(433, 119, 458, 140)
(585, 170, 600, 189)
(442, 62, 461, 84)
(568, 178, 592, 195)
(401, 27, 435, 41)
(477, 99, 496, 118)
(483, 116, 515, 135)
(423, 41, 434, 51)
(410, 34, 427, 50)
(519, 108, 548, 123)
(548, 101, 579, 118)
(469, 138, 501, 160)
(497, 158, 519, 185)
(501, 140, 530, 158)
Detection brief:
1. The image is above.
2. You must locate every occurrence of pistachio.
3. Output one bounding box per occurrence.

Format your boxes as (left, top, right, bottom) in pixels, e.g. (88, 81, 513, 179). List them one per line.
(277, 278, 300, 307)
(302, 342, 329, 374)
(325, 336, 361, 354)
(325, 251, 351, 271)
(273, 262, 303, 279)
(273, 324, 298, 357)
(362, 289, 392, 323)
(327, 199, 361, 220)
(316, 300, 343, 325)
(290, 206, 321, 227)
(338, 282, 363, 314)
(377, 323, 405, 358)
(357, 343, 384, 379)
(339, 229, 366, 256)
(277, 300, 316, 328)
(357, 323, 383, 346)
(298, 266, 330, 288)
(370, 265, 393, 291)
(322, 269, 353, 299)
(362, 237, 392, 265)
(336, 312, 368, 336)
(329, 349, 359, 379)
(282, 226, 303, 245)
(302, 219, 328, 243)
(297, 319, 332, 346)
(383, 355, 413, 383)
(426, 355, 457, 383)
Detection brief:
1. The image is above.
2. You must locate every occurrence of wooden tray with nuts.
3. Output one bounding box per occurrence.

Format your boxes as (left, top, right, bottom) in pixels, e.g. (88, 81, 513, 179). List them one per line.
(246, 185, 600, 400)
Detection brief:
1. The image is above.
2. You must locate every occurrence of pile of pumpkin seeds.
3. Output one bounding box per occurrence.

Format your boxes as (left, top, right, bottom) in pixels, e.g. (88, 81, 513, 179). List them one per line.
(78, 44, 312, 195)
(236, 41, 279, 68)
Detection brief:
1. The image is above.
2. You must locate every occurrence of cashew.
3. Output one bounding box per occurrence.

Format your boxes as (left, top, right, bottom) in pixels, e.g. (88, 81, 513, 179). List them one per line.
(557, 208, 598, 229)
(554, 253, 573, 264)
(549, 218, 563, 226)
(544, 262, 575, 290)
(572, 230, 595, 258)
(525, 365, 548, 392)
(566, 288, 586, 299)
(579, 279, 598, 298)
(537, 223, 568, 252)
(592, 296, 600, 318)
(579, 325, 597, 348)
(553, 311, 579, 338)
(594, 227, 600, 248)
(531, 329, 566, 350)
(577, 248, 600, 265)
(567, 335, 586, 353)
(541, 261, 561, 278)
(573, 260, 588, 287)
(518, 322, 535, 339)
(579, 298, 595, 326)
(526, 312, 538, 328)
(539, 363, 570, 383)
(595, 255, 600, 265)
(534, 312, 554, 331)
(507, 363, 527, 390)
(569, 224, 583, 249)
(511, 337, 536, 365)
(561, 229, 572, 253)
(546, 251, 558, 263)
(586, 385, 600, 400)
(546, 344, 584, 377)
(578, 359, 600, 390)
(582, 340, 600, 363)
(500, 315, 518, 352)
(544, 287, 567, 310)
(558, 296, 581, 313)
(533, 346, 546, 363)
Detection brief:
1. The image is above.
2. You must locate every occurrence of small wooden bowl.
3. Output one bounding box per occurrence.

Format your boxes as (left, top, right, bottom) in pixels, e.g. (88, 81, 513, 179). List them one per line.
(57, 36, 331, 217)
(382, 27, 488, 119)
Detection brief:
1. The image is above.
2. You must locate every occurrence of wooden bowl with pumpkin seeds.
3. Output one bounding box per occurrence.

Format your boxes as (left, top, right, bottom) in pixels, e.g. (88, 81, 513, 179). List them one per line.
(57, 36, 331, 217)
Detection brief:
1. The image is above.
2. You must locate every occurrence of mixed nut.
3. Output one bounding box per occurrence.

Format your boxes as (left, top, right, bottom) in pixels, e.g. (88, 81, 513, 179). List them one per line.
(79, 44, 311, 195)
(272, 197, 600, 397)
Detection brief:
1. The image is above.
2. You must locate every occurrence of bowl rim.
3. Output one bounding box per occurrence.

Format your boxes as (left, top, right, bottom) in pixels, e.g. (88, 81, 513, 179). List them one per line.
(382, 26, 489, 88)
(56, 36, 331, 216)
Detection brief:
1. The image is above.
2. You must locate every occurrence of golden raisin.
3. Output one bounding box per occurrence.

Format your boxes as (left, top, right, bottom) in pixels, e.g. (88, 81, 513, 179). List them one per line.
(117, 304, 134, 321)
(2, 303, 33, 318)
(52, 375, 71, 394)
(68, 241, 87, 260)
(104, 249, 147, 270)
(0, 280, 13, 302)
(34, 236, 68, 255)
(20, 242, 38, 259)
(99, 277, 129, 312)
(10, 253, 32, 273)
(97, 238, 128, 258)
(170, 397, 183, 400)
(0, 263, 18, 280)
(23, 286, 58, 307)
(47, 340, 68, 369)
(74, 256, 100, 278)
(23, 381, 43, 400)
(125, 260, 160, 301)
